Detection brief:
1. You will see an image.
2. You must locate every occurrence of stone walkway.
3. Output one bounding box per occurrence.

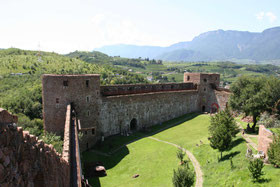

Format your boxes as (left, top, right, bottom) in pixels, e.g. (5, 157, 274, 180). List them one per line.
(237, 122, 258, 150)
(148, 136, 203, 187)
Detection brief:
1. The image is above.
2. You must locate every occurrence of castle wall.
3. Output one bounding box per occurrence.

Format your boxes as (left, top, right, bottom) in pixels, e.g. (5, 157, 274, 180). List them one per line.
(0, 123, 70, 187)
(99, 90, 199, 137)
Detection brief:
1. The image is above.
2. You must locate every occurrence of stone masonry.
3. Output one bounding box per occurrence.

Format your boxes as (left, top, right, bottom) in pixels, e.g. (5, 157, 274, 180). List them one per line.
(42, 73, 230, 150)
(0, 108, 70, 187)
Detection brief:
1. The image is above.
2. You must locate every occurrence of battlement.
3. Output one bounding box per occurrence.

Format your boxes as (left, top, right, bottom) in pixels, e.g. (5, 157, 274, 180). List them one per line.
(101, 82, 197, 96)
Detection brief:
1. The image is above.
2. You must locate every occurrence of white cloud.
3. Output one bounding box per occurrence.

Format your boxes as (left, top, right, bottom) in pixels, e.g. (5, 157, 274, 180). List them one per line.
(266, 12, 277, 23)
(256, 12, 265, 20)
(256, 11, 277, 23)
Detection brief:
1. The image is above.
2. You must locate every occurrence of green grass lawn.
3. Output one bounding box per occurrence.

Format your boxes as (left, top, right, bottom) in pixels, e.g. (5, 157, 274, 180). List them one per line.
(82, 114, 280, 187)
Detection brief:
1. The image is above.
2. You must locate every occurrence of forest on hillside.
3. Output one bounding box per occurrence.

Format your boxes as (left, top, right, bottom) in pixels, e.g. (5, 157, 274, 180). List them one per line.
(1, 48, 280, 153)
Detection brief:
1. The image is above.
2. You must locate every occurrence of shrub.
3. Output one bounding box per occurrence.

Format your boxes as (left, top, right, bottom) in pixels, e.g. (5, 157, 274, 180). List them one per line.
(257, 112, 280, 128)
(176, 147, 186, 165)
(267, 130, 280, 167)
(172, 163, 195, 187)
(248, 158, 264, 182)
(42, 132, 64, 154)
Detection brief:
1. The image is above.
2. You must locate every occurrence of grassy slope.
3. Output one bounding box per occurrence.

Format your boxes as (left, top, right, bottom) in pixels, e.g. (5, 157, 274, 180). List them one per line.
(83, 114, 280, 187)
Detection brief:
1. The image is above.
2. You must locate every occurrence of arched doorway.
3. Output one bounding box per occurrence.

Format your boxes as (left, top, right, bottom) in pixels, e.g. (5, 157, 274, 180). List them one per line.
(202, 106, 206, 112)
(130, 118, 137, 131)
(211, 103, 219, 113)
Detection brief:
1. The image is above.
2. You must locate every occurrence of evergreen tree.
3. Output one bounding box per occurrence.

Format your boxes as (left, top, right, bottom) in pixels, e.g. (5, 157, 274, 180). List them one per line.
(267, 130, 280, 167)
(172, 163, 195, 187)
(248, 158, 264, 182)
(208, 108, 238, 159)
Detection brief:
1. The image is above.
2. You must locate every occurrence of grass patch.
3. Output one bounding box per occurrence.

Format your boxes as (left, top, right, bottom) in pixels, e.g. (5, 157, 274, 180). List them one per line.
(82, 114, 280, 187)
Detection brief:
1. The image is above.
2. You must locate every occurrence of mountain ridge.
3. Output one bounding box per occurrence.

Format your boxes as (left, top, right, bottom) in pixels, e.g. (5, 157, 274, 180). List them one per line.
(95, 27, 280, 63)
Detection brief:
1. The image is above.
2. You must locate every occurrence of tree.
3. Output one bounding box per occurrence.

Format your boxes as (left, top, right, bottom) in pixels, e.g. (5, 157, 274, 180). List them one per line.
(172, 164, 195, 187)
(176, 147, 186, 165)
(248, 158, 264, 182)
(229, 76, 267, 132)
(267, 130, 280, 167)
(208, 108, 238, 159)
(209, 108, 239, 137)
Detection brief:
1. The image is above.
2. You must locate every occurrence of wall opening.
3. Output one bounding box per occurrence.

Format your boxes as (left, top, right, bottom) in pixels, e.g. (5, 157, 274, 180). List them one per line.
(187, 76, 190, 81)
(86, 96, 90, 102)
(130, 118, 137, 131)
(211, 103, 219, 113)
(204, 78, 207, 83)
(63, 80, 68, 87)
(86, 80, 89, 87)
(202, 106, 206, 112)
(92, 128, 95, 135)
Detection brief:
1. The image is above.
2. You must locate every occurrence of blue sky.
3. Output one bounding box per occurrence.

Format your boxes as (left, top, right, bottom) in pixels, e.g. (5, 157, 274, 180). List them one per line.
(1, 0, 279, 53)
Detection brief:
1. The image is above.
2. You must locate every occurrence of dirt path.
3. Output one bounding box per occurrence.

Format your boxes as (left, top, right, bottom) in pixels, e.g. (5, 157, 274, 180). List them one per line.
(148, 136, 203, 187)
(237, 122, 258, 150)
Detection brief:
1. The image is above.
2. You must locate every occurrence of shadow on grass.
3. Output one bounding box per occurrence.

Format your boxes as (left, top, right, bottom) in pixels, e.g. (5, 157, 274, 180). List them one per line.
(82, 112, 201, 186)
(220, 151, 241, 162)
(256, 178, 272, 184)
(83, 146, 130, 187)
(230, 137, 246, 149)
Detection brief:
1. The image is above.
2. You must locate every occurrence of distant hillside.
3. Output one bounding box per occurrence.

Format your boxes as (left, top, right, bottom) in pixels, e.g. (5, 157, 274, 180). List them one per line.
(95, 27, 280, 63)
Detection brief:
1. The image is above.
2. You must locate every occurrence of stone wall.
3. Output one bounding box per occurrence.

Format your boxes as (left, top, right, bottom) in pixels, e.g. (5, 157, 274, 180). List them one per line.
(0, 124, 70, 187)
(99, 90, 199, 137)
(0, 108, 18, 125)
(258, 125, 273, 156)
(42, 73, 230, 150)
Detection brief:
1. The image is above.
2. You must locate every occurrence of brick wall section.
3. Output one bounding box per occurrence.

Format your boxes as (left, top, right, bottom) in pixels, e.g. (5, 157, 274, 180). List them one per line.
(258, 125, 273, 156)
(101, 82, 197, 96)
(62, 104, 71, 162)
(0, 125, 70, 187)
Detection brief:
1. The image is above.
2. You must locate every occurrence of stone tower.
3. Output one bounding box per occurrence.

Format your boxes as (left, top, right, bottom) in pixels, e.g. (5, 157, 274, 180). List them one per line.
(42, 74, 101, 136)
(184, 73, 220, 112)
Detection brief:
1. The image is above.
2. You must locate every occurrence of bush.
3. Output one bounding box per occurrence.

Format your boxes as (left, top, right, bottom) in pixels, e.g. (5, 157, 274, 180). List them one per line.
(257, 112, 280, 128)
(267, 130, 280, 167)
(42, 132, 64, 154)
(248, 158, 264, 182)
(176, 147, 186, 165)
(172, 164, 195, 187)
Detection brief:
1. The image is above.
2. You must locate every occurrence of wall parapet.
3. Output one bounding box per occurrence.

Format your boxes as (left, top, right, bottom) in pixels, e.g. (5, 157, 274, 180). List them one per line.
(0, 123, 70, 186)
(62, 104, 71, 162)
(101, 82, 197, 96)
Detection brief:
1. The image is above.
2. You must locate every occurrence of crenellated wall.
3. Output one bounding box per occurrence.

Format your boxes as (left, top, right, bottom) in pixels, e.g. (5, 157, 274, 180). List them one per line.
(0, 124, 70, 187)
(101, 82, 197, 96)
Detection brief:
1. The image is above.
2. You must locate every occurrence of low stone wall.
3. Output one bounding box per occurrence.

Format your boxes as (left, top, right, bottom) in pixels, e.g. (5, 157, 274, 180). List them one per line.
(0, 125, 70, 186)
(258, 125, 273, 156)
(101, 82, 197, 96)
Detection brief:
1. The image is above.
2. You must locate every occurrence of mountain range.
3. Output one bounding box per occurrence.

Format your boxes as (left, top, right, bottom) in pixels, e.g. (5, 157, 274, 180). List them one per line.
(95, 27, 280, 63)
